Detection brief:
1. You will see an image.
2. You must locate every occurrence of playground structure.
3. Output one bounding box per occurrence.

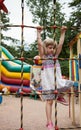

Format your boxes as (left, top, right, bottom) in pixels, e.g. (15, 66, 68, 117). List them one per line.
(69, 32, 81, 126)
(69, 32, 81, 82)
(0, 0, 81, 130)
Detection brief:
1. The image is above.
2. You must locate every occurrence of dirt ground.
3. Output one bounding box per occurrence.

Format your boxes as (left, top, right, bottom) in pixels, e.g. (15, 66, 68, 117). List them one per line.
(0, 95, 81, 130)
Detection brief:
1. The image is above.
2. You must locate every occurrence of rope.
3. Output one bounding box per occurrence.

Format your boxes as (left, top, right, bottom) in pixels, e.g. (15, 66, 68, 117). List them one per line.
(19, 0, 24, 129)
(1, 89, 81, 96)
(0, 24, 81, 30)
(53, 0, 58, 130)
(59, 126, 81, 130)
(1, 57, 81, 62)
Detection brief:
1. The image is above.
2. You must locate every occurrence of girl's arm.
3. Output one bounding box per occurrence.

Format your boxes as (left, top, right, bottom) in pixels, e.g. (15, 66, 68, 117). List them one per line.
(56, 26, 67, 56)
(37, 27, 44, 57)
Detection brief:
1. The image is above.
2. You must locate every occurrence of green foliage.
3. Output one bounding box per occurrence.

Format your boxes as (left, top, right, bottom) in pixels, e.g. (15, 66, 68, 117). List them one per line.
(26, 0, 66, 39)
(69, 0, 81, 27)
(25, 0, 81, 76)
(24, 42, 38, 65)
(60, 60, 69, 77)
(1, 12, 9, 31)
(69, 0, 81, 7)
(65, 0, 81, 56)
(0, 12, 19, 44)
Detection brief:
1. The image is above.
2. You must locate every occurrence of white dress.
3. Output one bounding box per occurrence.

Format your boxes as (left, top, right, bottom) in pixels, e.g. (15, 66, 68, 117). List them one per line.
(41, 55, 74, 100)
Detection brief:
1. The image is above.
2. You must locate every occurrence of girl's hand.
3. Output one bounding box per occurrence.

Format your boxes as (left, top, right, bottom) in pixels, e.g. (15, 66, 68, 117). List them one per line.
(61, 26, 67, 32)
(37, 26, 43, 33)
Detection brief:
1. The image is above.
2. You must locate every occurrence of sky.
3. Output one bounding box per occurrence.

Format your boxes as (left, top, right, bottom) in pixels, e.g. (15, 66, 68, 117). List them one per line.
(4, 0, 37, 46)
(3, 0, 72, 46)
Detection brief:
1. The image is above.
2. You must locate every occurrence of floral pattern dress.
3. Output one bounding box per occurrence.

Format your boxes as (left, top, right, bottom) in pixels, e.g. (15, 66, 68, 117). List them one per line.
(41, 55, 74, 100)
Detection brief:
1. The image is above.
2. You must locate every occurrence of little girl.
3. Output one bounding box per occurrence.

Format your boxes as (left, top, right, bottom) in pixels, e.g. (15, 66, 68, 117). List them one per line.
(37, 26, 74, 130)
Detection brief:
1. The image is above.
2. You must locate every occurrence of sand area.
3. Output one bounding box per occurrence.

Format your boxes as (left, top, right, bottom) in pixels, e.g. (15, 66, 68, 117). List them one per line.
(0, 95, 80, 130)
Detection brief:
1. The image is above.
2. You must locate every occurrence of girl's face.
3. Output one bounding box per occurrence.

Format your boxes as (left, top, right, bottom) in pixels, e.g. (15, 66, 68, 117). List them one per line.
(46, 45, 54, 55)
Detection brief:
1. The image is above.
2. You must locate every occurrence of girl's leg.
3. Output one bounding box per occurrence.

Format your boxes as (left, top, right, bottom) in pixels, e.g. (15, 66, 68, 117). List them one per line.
(46, 100, 53, 124)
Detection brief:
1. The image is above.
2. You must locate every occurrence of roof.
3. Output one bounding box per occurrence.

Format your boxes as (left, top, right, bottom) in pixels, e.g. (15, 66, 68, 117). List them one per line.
(0, 0, 8, 13)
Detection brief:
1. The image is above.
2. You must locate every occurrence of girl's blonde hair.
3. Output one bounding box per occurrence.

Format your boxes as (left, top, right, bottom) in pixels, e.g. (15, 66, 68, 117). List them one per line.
(43, 38, 57, 55)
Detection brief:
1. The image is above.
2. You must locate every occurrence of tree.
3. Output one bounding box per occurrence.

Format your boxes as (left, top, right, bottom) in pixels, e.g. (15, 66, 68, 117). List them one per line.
(0, 12, 9, 43)
(26, 0, 66, 40)
(0, 12, 19, 46)
(67, 0, 81, 39)
(26, 0, 69, 54)
(0, 11, 21, 60)
(24, 42, 38, 65)
(69, 0, 81, 27)
(26, 0, 71, 76)
(66, 0, 81, 56)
